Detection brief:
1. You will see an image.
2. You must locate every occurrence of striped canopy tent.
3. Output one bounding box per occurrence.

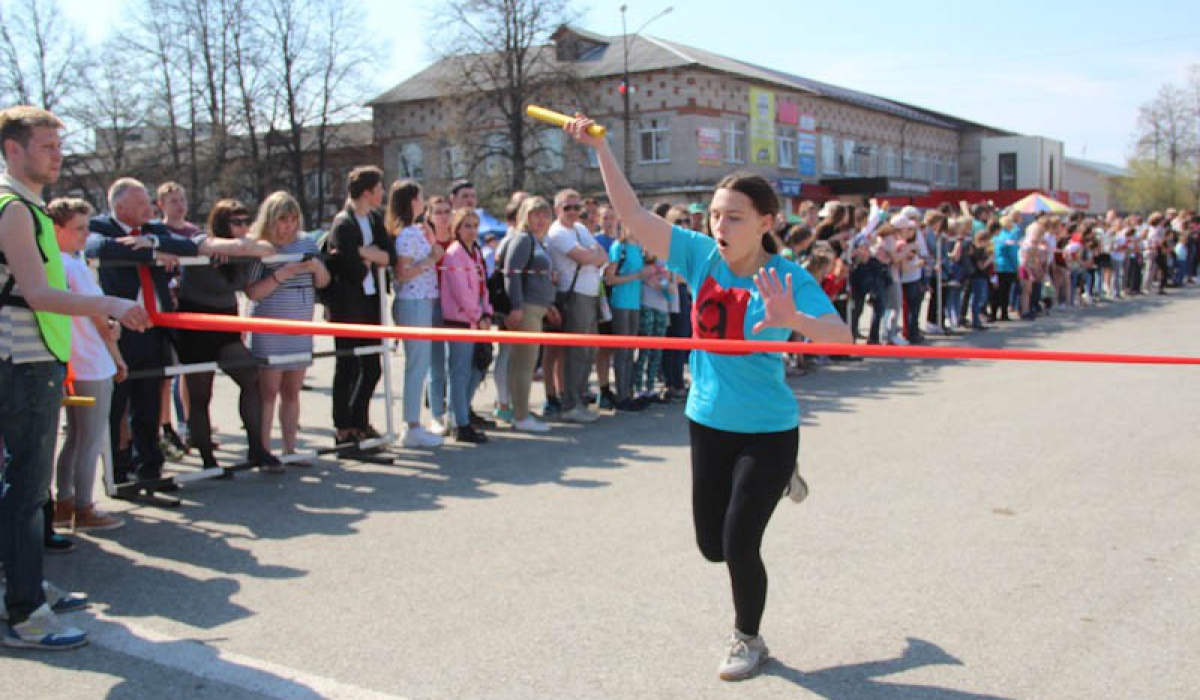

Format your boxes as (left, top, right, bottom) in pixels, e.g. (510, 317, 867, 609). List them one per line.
(1009, 192, 1071, 215)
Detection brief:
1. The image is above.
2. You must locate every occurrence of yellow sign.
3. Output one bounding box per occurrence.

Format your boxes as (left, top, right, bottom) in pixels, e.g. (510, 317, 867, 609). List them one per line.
(749, 88, 776, 166)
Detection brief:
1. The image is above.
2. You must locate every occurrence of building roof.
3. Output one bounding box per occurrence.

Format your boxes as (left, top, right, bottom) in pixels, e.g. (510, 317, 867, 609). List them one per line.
(1066, 156, 1128, 178)
(369, 26, 972, 130)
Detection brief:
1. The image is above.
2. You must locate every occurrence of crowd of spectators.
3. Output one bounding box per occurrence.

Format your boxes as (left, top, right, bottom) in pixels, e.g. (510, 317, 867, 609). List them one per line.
(30, 171, 1200, 566)
(7, 145, 1199, 651)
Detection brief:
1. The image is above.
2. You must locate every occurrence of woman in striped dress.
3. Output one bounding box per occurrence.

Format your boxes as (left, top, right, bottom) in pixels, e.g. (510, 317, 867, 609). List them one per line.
(245, 192, 330, 461)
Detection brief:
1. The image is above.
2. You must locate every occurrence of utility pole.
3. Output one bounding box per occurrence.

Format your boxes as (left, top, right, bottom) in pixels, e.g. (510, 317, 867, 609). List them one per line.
(620, 5, 672, 183)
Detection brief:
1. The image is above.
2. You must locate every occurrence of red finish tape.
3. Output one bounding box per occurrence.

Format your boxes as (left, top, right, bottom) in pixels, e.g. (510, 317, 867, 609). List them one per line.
(138, 272, 1200, 366)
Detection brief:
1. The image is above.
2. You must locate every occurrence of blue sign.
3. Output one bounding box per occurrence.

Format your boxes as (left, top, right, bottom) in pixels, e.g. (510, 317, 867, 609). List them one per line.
(798, 155, 817, 178)
(776, 178, 803, 197)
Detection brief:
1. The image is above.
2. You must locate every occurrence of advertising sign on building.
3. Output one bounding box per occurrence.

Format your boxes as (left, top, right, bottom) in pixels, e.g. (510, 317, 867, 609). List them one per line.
(777, 99, 799, 126)
(797, 132, 818, 178)
(749, 88, 776, 166)
(697, 127, 722, 166)
(798, 113, 817, 133)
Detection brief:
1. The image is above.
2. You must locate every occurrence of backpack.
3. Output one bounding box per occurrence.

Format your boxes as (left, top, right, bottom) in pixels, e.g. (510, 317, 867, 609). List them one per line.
(314, 229, 338, 307)
(486, 234, 534, 315)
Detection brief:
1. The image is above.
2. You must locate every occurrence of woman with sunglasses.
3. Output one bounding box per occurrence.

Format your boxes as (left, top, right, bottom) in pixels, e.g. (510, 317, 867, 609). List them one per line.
(564, 114, 850, 681)
(176, 199, 280, 471)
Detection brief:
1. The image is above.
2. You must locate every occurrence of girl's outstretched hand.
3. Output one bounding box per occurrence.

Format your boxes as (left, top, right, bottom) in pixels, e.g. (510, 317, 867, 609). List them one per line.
(752, 267, 798, 334)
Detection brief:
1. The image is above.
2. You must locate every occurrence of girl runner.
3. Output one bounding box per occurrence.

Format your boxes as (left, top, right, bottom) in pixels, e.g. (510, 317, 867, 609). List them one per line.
(564, 114, 852, 681)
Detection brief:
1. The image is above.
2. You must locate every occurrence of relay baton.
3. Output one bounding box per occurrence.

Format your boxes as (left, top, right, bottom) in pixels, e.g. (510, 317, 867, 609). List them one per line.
(526, 105, 607, 137)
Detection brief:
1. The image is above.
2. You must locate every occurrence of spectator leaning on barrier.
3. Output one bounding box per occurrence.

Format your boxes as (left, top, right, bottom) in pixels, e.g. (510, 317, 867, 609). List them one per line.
(592, 204, 618, 409)
(87, 177, 254, 485)
(244, 191, 329, 464)
(440, 207, 493, 444)
(547, 188, 607, 424)
(323, 166, 392, 448)
(487, 193, 528, 425)
(1, 105, 150, 651)
(47, 197, 126, 532)
(504, 196, 560, 433)
(153, 181, 198, 454)
(604, 211, 649, 411)
(389, 180, 444, 448)
(175, 199, 278, 471)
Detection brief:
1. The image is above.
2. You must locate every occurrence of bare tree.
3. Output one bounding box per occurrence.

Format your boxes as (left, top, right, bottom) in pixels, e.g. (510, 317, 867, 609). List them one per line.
(429, 0, 581, 194)
(0, 0, 87, 111)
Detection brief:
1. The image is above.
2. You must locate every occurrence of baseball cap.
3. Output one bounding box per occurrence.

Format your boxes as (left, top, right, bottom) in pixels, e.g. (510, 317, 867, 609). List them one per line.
(889, 213, 916, 229)
(687, 202, 706, 215)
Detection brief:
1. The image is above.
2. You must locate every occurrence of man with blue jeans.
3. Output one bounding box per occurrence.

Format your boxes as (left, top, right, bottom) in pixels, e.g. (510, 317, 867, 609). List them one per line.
(0, 106, 149, 650)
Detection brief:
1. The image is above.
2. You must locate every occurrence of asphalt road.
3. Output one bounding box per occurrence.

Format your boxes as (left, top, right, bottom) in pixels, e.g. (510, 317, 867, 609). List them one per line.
(4, 288, 1198, 700)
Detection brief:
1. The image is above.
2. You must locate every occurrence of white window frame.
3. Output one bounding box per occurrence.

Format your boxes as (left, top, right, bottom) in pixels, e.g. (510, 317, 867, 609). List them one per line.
(724, 120, 746, 164)
(821, 135, 838, 175)
(638, 117, 671, 164)
(533, 128, 566, 172)
(948, 157, 959, 187)
(397, 142, 424, 179)
(843, 139, 858, 176)
(916, 152, 928, 181)
(441, 144, 467, 180)
(777, 129, 796, 169)
(902, 149, 913, 178)
(933, 155, 944, 186)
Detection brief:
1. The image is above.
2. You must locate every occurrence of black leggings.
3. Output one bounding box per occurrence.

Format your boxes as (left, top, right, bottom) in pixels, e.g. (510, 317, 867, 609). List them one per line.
(689, 420, 798, 637)
(185, 342, 268, 462)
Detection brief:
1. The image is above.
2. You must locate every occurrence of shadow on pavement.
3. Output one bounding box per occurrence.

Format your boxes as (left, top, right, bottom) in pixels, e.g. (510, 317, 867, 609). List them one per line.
(766, 637, 1020, 700)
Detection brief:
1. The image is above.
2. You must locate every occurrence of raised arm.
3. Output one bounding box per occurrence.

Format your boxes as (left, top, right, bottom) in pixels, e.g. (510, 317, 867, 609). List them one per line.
(563, 115, 671, 261)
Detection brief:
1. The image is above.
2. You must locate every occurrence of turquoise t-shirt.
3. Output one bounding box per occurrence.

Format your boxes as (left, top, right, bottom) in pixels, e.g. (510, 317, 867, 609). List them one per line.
(993, 229, 1020, 273)
(667, 226, 836, 434)
(608, 239, 645, 311)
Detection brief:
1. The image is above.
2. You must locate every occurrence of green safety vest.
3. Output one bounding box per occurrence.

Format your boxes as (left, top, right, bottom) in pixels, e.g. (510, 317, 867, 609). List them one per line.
(0, 191, 72, 362)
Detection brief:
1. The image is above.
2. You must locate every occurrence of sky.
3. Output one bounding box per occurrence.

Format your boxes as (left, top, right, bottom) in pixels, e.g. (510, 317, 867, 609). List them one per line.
(58, 0, 1199, 167)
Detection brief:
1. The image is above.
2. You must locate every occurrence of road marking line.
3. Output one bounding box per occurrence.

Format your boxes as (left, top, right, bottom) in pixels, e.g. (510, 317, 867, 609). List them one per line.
(85, 611, 412, 700)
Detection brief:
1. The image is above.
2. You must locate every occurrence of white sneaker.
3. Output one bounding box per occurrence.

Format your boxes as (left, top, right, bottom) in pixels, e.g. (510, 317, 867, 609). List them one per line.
(782, 470, 809, 504)
(923, 323, 943, 335)
(561, 407, 599, 424)
(3, 603, 87, 650)
(718, 632, 769, 681)
(428, 418, 449, 436)
(402, 427, 443, 448)
(512, 416, 550, 433)
(889, 335, 910, 346)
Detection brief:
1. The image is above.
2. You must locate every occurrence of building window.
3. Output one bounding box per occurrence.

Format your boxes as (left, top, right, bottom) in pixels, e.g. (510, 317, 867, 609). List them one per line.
(724, 120, 746, 164)
(777, 129, 796, 169)
(842, 139, 857, 176)
(441, 144, 467, 180)
(483, 132, 510, 177)
(948, 157, 959, 187)
(885, 147, 899, 178)
(821, 135, 838, 175)
(916, 152, 928, 181)
(902, 149, 913, 178)
(933, 155, 944, 186)
(639, 117, 670, 164)
(533, 129, 565, 172)
(999, 152, 1017, 190)
(398, 142, 424, 179)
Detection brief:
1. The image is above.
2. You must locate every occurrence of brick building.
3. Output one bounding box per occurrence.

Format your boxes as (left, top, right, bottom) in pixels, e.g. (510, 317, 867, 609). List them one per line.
(369, 26, 1019, 210)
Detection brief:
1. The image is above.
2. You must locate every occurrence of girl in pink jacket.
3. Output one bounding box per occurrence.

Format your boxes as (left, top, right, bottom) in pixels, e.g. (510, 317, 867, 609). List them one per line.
(440, 208, 493, 443)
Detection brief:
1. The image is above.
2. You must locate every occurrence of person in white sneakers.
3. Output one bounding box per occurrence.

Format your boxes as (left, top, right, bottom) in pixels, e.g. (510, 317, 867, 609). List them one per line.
(546, 189, 606, 424)
(388, 180, 444, 448)
(503, 197, 561, 433)
(565, 114, 851, 681)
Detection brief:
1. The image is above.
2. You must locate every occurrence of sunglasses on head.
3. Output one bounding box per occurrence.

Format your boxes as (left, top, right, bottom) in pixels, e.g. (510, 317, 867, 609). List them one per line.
(229, 217, 251, 226)
(562, 204, 582, 211)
